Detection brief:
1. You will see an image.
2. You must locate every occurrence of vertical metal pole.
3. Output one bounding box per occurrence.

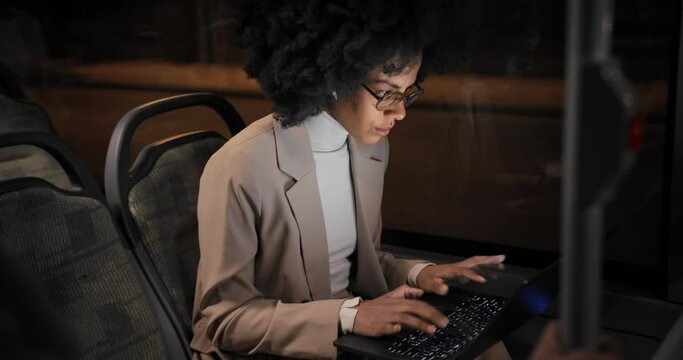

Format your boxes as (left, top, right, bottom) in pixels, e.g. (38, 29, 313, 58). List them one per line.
(562, 0, 586, 348)
(562, 0, 629, 351)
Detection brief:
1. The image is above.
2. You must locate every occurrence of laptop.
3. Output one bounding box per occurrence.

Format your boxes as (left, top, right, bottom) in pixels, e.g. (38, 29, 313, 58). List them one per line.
(334, 261, 559, 360)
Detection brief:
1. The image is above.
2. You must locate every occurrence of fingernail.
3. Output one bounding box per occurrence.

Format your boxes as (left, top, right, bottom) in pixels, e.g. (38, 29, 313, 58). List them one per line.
(440, 318, 449, 327)
(428, 325, 437, 333)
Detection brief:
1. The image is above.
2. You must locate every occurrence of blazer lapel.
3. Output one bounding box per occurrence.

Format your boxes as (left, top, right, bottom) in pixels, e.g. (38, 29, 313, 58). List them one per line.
(274, 119, 331, 300)
(349, 137, 389, 297)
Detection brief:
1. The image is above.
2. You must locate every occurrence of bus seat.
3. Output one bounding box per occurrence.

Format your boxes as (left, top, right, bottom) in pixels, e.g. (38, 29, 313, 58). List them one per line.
(0, 131, 188, 360)
(104, 93, 245, 343)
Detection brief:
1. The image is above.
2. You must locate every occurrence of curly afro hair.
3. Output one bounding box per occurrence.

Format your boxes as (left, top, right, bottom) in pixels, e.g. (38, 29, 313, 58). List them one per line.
(236, 0, 464, 127)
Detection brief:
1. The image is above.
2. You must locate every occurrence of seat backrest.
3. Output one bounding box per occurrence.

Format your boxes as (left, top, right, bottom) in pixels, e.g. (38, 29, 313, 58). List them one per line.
(0, 94, 53, 133)
(128, 132, 226, 327)
(0, 132, 186, 360)
(0, 95, 69, 185)
(0, 144, 71, 187)
(0, 183, 168, 360)
(105, 93, 245, 340)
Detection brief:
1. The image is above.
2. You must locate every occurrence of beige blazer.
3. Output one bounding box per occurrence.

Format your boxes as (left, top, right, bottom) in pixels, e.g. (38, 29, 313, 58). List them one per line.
(191, 115, 422, 359)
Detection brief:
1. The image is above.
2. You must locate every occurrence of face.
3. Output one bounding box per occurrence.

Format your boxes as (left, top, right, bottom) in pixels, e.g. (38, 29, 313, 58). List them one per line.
(328, 57, 422, 145)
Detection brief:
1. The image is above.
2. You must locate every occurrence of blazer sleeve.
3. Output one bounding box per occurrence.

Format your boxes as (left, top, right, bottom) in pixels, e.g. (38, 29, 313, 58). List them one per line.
(372, 138, 426, 290)
(373, 215, 426, 290)
(192, 150, 345, 359)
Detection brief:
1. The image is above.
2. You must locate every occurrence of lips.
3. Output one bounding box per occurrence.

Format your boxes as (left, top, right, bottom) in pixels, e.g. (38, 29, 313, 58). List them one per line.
(374, 126, 393, 136)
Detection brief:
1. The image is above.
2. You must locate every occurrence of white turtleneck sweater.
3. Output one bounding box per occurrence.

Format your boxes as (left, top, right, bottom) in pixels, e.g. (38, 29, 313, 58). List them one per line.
(303, 111, 432, 334)
(303, 111, 357, 294)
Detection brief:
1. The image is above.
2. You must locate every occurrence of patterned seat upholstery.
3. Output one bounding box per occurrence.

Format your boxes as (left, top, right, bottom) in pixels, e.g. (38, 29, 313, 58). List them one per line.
(128, 135, 225, 328)
(0, 251, 74, 359)
(0, 183, 167, 360)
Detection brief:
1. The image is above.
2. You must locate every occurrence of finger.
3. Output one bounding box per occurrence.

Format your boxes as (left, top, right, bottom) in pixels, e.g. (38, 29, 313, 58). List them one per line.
(419, 274, 449, 295)
(473, 266, 502, 281)
(443, 267, 486, 283)
(484, 254, 506, 264)
(393, 313, 439, 334)
(432, 278, 449, 295)
(398, 300, 449, 328)
(459, 255, 506, 268)
(384, 285, 416, 299)
(403, 286, 424, 299)
(382, 323, 402, 335)
(456, 256, 485, 268)
(474, 262, 506, 271)
(463, 268, 487, 283)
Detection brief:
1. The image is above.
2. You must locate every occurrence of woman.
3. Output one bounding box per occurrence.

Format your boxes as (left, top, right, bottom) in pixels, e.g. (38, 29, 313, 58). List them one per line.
(192, 1, 507, 359)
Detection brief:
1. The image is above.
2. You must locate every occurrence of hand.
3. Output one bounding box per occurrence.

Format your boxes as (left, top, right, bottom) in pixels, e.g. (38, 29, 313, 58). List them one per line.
(352, 285, 449, 337)
(531, 322, 622, 360)
(416, 255, 506, 295)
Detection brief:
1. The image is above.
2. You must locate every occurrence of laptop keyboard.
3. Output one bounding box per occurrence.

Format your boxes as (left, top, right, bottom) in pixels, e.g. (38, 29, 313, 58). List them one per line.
(386, 295, 507, 359)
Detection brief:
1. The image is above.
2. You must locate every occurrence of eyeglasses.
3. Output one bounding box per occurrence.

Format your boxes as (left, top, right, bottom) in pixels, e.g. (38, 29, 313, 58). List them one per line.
(361, 82, 424, 111)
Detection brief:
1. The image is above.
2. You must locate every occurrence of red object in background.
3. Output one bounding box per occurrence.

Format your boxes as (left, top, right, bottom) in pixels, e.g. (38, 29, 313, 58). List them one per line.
(628, 113, 644, 150)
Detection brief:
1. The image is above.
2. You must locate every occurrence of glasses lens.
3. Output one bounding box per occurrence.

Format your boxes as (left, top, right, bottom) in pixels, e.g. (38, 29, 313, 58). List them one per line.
(403, 87, 423, 107)
(373, 84, 423, 110)
(377, 93, 403, 111)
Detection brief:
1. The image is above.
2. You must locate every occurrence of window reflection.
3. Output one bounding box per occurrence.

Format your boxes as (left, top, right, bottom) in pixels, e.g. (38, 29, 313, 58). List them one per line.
(0, 0, 675, 280)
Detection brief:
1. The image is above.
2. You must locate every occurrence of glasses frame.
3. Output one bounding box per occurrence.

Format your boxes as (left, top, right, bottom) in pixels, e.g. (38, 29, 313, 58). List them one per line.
(361, 82, 424, 111)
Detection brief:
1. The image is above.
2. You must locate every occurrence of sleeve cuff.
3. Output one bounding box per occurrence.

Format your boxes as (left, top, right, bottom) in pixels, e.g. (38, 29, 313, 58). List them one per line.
(339, 297, 362, 335)
(407, 262, 436, 287)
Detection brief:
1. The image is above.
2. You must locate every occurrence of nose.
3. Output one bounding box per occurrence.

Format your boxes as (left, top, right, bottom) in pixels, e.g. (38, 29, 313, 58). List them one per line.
(389, 102, 407, 121)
